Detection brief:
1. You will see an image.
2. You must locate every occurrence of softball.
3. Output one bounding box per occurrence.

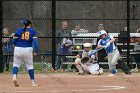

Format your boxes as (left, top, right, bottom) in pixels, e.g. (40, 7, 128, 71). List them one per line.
(76, 45, 80, 50)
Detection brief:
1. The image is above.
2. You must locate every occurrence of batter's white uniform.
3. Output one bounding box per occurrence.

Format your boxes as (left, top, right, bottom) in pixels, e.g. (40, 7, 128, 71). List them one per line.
(98, 34, 120, 72)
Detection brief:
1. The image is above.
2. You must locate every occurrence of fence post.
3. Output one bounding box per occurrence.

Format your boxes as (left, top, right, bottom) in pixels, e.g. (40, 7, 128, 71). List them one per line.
(0, 0, 3, 73)
(127, 0, 130, 68)
(52, 0, 56, 70)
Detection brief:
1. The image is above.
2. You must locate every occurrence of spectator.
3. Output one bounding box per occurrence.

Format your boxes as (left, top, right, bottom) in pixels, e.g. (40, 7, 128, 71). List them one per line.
(55, 21, 72, 71)
(2, 28, 13, 71)
(118, 26, 127, 44)
(118, 26, 128, 54)
(132, 28, 140, 69)
(98, 24, 104, 32)
(71, 24, 88, 36)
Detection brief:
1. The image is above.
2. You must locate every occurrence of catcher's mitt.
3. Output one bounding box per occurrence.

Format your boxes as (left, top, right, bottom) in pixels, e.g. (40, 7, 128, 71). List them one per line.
(81, 57, 89, 64)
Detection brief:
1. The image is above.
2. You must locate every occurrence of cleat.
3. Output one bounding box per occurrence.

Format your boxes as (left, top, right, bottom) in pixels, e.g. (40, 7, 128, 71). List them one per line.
(13, 80, 19, 87)
(32, 83, 38, 87)
(99, 68, 104, 75)
(125, 71, 132, 75)
(78, 72, 85, 75)
(111, 69, 117, 74)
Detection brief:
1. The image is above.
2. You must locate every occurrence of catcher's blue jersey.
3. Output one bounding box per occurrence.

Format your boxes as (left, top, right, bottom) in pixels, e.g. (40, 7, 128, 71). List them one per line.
(13, 28, 37, 47)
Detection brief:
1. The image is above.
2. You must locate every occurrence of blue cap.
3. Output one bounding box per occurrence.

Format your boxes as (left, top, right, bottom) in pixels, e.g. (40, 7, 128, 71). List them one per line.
(20, 19, 31, 26)
(21, 20, 27, 25)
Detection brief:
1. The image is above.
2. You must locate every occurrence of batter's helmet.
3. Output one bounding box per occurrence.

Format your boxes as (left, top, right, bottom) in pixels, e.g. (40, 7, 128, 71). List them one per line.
(99, 30, 107, 36)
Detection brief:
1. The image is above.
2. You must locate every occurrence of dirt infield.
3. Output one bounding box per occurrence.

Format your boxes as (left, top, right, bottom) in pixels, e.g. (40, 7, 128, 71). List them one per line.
(0, 72, 140, 93)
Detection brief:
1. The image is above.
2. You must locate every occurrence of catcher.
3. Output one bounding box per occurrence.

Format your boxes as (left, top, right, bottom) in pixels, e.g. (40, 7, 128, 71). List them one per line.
(74, 43, 103, 75)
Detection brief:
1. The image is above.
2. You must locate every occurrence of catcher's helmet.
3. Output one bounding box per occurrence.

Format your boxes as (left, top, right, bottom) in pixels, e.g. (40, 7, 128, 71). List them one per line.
(83, 43, 92, 48)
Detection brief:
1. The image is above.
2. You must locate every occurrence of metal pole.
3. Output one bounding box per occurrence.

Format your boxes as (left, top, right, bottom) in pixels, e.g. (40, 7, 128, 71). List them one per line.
(127, 0, 130, 68)
(0, 1, 3, 73)
(52, 0, 56, 70)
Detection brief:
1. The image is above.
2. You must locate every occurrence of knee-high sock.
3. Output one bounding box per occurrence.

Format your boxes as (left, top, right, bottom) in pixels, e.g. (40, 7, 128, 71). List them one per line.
(13, 66, 19, 75)
(28, 69, 34, 80)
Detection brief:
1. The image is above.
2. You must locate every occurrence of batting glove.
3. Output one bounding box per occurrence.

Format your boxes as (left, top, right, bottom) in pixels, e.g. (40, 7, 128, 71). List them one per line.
(103, 45, 108, 49)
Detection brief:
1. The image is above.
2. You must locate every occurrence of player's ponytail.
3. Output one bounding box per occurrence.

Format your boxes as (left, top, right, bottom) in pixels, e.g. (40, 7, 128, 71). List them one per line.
(21, 19, 32, 39)
(22, 20, 27, 33)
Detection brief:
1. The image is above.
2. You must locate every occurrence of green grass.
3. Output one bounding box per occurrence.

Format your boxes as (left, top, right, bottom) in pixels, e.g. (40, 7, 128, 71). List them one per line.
(2, 63, 139, 74)
(3, 63, 45, 74)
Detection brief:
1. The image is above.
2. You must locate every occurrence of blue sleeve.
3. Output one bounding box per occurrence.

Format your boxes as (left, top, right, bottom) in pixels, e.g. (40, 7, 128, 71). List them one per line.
(32, 38, 39, 53)
(32, 30, 39, 53)
(12, 32, 18, 45)
(12, 38, 16, 45)
(33, 29, 37, 37)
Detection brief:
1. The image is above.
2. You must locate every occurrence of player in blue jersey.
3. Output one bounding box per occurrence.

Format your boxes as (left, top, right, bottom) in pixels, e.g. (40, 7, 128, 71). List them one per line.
(97, 30, 120, 76)
(12, 19, 39, 87)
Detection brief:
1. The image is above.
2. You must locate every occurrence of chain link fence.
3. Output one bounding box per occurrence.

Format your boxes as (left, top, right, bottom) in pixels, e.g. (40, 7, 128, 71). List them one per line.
(2, 0, 140, 73)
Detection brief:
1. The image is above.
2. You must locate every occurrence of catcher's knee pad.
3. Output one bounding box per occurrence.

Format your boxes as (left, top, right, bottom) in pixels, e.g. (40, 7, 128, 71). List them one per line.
(75, 58, 81, 64)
